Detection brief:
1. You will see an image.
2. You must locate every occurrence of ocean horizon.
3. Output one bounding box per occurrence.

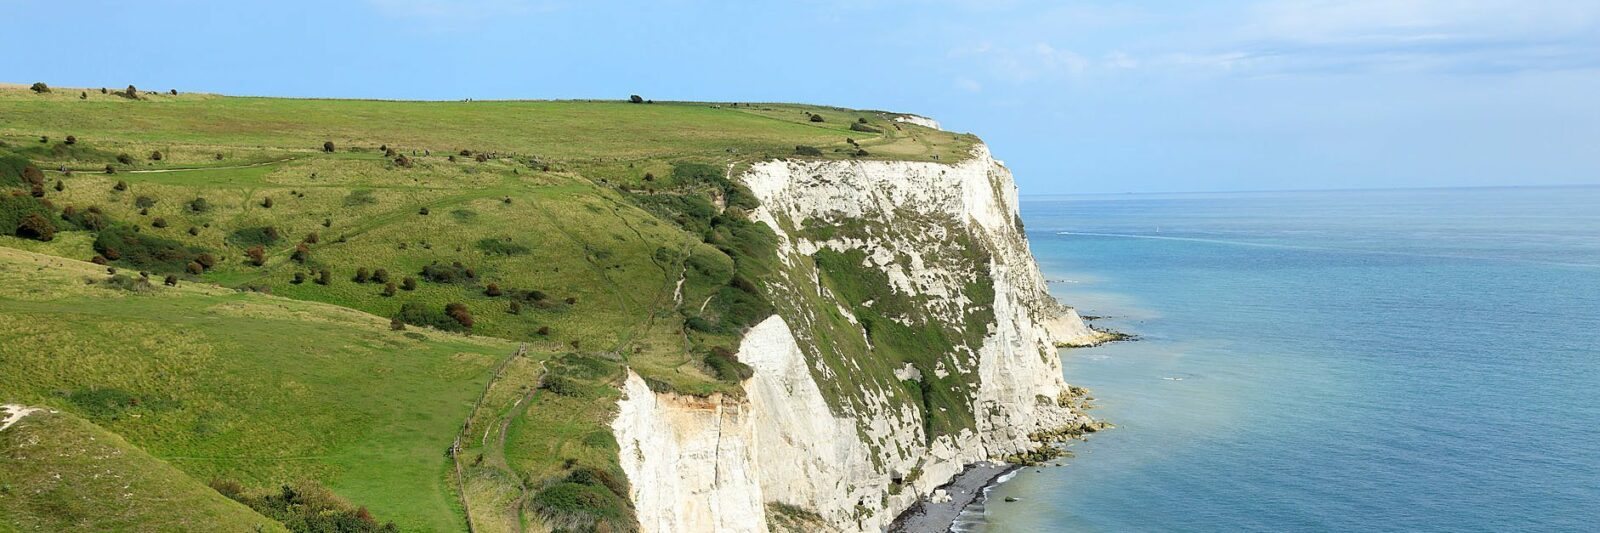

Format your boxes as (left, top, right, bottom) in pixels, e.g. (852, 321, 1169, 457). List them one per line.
(976, 185, 1600, 532)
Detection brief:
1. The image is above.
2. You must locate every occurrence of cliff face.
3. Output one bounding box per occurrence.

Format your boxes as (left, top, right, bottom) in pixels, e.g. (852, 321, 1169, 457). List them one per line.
(612, 144, 1099, 532)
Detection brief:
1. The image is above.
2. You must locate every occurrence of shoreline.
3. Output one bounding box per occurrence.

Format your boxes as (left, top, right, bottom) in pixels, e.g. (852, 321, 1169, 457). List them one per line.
(888, 462, 1020, 533)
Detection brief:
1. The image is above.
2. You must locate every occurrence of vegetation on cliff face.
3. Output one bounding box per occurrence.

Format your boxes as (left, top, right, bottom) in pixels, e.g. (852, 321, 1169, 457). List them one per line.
(0, 84, 973, 531)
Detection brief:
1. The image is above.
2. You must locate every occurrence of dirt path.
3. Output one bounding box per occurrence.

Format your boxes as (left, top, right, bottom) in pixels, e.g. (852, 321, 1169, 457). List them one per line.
(48, 157, 298, 175)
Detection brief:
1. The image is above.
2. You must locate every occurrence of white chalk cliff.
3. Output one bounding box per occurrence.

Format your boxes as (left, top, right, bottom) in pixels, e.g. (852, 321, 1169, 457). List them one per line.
(613, 143, 1100, 532)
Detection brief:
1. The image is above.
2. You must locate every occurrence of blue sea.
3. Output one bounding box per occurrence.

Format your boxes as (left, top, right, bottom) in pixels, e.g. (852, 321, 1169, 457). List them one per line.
(979, 186, 1600, 532)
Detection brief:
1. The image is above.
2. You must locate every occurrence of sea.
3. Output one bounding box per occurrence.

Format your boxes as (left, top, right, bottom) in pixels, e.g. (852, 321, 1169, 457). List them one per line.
(972, 186, 1600, 532)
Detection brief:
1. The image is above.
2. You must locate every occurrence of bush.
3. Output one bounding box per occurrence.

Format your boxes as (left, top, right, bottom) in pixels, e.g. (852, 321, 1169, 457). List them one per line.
(371, 268, 389, 283)
(508, 301, 522, 314)
(93, 225, 201, 272)
(291, 243, 310, 263)
(134, 195, 156, 208)
(113, 180, 128, 191)
(188, 197, 210, 212)
(484, 283, 502, 297)
(323, 141, 335, 152)
(196, 253, 216, 269)
(421, 262, 473, 283)
(186, 262, 203, 275)
(382, 282, 396, 297)
(629, 94, 644, 103)
(395, 301, 468, 332)
(418, 206, 429, 215)
(151, 217, 167, 228)
(119, 85, 140, 99)
(849, 122, 882, 133)
(245, 245, 266, 266)
(303, 232, 319, 244)
(353, 267, 370, 283)
(187, 226, 200, 236)
(104, 165, 116, 174)
(317, 269, 332, 285)
(15, 213, 55, 241)
(794, 145, 823, 156)
(150, 150, 163, 161)
(445, 302, 473, 329)
(706, 350, 754, 382)
(228, 227, 282, 249)
(261, 197, 273, 208)
(475, 237, 530, 256)
(809, 113, 824, 123)
(165, 274, 179, 286)
(401, 277, 417, 291)
(30, 82, 50, 93)
(54, 180, 64, 192)
(65, 135, 77, 145)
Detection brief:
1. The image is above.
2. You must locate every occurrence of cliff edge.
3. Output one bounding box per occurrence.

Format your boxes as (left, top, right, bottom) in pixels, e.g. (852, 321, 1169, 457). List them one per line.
(613, 143, 1100, 532)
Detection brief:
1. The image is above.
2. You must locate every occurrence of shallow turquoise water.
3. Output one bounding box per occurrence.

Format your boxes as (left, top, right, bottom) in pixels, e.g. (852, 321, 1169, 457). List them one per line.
(983, 186, 1600, 532)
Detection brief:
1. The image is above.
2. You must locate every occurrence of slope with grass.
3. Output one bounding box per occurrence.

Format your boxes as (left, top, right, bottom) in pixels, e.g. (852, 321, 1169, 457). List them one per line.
(1, 83, 1098, 533)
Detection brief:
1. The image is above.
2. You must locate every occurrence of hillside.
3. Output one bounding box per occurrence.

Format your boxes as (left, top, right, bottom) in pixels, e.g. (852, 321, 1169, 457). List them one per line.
(1, 83, 1097, 532)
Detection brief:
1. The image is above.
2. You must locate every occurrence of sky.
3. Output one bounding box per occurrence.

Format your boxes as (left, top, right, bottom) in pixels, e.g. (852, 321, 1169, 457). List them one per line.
(6, 0, 1599, 194)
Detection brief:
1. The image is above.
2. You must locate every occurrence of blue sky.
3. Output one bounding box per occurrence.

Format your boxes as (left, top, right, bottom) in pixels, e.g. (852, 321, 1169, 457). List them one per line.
(7, 0, 1599, 193)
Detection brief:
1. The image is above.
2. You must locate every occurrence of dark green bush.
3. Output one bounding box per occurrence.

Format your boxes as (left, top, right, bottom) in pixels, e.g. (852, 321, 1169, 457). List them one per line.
(794, 145, 823, 156)
(93, 225, 201, 272)
(226, 226, 281, 247)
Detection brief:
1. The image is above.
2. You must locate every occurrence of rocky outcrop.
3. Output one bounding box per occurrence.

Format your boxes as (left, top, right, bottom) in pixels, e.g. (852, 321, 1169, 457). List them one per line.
(612, 143, 1097, 532)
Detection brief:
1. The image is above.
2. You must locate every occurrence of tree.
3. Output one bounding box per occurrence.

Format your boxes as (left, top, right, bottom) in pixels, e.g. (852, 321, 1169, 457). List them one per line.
(120, 85, 140, 99)
(401, 277, 417, 291)
(317, 269, 332, 285)
(372, 268, 389, 283)
(80, 91, 88, 99)
(246, 245, 266, 266)
(29, 82, 50, 93)
(323, 141, 335, 153)
(629, 94, 644, 103)
(382, 282, 397, 297)
(292, 272, 306, 284)
(169, 89, 178, 95)
(354, 267, 370, 283)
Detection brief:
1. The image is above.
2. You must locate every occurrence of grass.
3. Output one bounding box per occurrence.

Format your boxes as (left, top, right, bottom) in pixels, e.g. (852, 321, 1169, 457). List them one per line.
(0, 83, 993, 531)
(0, 409, 288, 532)
(0, 246, 514, 531)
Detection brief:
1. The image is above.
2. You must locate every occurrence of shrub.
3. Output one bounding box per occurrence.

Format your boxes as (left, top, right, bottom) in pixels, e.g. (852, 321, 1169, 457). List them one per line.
(849, 122, 882, 133)
(169, 89, 177, 95)
(508, 301, 522, 314)
(187, 226, 200, 236)
(395, 154, 413, 167)
(165, 274, 179, 286)
(475, 237, 530, 256)
(323, 141, 335, 152)
(65, 135, 77, 145)
(303, 232, 319, 244)
(116, 153, 135, 165)
(196, 253, 216, 269)
(445, 303, 473, 329)
(809, 114, 824, 122)
(119, 85, 140, 99)
(629, 94, 644, 103)
(484, 283, 502, 296)
(342, 189, 377, 207)
(151, 217, 167, 228)
(794, 145, 823, 156)
(261, 197, 273, 208)
(317, 269, 332, 285)
(245, 245, 266, 266)
(291, 243, 310, 263)
(418, 207, 429, 215)
(15, 213, 55, 241)
(186, 261, 203, 275)
(53, 180, 63, 192)
(150, 150, 163, 161)
(30, 82, 50, 93)
(395, 302, 468, 332)
(390, 317, 405, 331)
(104, 165, 116, 174)
(291, 272, 305, 284)
(353, 267, 370, 283)
(188, 197, 210, 212)
(113, 180, 127, 191)
(227, 226, 281, 248)
(537, 326, 550, 336)
(134, 195, 156, 208)
(401, 277, 417, 291)
(372, 268, 389, 283)
(707, 350, 754, 382)
(421, 262, 473, 283)
(93, 225, 200, 272)
(382, 282, 396, 297)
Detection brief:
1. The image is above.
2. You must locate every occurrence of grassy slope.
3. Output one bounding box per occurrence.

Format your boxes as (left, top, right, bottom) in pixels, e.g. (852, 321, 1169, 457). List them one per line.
(0, 84, 977, 531)
(0, 408, 287, 533)
(0, 247, 515, 531)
